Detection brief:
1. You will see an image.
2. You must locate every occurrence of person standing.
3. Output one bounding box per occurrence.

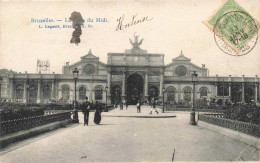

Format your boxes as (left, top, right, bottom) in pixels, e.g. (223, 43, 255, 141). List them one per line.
(120, 101, 123, 110)
(125, 100, 128, 110)
(94, 101, 102, 124)
(137, 100, 141, 113)
(82, 96, 90, 126)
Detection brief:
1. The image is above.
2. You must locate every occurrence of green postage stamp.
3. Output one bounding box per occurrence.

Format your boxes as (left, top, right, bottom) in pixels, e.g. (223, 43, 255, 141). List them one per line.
(204, 0, 260, 56)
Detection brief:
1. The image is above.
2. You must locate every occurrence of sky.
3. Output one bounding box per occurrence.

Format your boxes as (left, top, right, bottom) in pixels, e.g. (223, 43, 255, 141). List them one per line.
(0, 0, 260, 77)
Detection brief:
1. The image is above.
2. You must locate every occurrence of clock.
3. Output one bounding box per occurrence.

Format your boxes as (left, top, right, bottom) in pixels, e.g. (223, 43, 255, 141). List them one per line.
(83, 64, 95, 74)
(175, 65, 187, 76)
(133, 56, 138, 62)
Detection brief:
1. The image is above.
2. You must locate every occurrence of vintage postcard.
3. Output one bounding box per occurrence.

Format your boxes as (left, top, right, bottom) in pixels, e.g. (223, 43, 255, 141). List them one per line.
(0, 0, 259, 162)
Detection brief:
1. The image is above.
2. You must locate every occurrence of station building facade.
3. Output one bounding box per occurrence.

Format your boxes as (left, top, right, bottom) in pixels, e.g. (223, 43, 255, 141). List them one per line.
(0, 38, 259, 105)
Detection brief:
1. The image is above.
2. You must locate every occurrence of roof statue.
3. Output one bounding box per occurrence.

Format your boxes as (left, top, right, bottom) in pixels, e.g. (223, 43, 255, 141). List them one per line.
(126, 33, 147, 54)
(129, 33, 144, 50)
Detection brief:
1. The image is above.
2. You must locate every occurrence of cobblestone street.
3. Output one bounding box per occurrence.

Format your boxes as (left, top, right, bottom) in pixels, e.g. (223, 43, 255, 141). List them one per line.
(0, 106, 259, 162)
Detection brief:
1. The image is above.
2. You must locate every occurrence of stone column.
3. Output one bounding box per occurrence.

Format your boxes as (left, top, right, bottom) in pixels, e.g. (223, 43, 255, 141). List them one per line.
(37, 80, 41, 103)
(215, 75, 218, 98)
(215, 83, 218, 97)
(121, 71, 126, 102)
(107, 69, 111, 104)
(9, 79, 13, 102)
(255, 83, 258, 102)
(144, 71, 148, 101)
(51, 80, 55, 100)
(89, 88, 93, 102)
(178, 84, 181, 103)
(228, 83, 231, 98)
(107, 70, 111, 96)
(159, 69, 164, 99)
(241, 83, 245, 102)
(255, 75, 259, 102)
(23, 81, 27, 103)
(103, 90, 106, 103)
(241, 75, 245, 102)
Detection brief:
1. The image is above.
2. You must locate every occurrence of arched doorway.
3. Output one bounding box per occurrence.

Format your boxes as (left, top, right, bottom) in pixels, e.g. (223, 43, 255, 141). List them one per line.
(231, 85, 242, 103)
(29, 85, 37, 103)
(245, 85, 254, 103)
(148, 85, 158, 103)
(111, 85, 122, 105)
(127, 73, 144, 104)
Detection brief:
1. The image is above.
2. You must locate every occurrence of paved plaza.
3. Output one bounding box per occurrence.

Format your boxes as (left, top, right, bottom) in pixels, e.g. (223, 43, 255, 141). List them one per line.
(0, 106, 259, 162)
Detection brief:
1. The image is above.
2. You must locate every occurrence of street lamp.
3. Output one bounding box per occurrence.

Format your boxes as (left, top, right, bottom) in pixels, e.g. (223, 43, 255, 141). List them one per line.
(105, 85, 108, 112)
(189, 71, 198, 125)
(162, 87, 165, 113)
(72, 68, 79, 123)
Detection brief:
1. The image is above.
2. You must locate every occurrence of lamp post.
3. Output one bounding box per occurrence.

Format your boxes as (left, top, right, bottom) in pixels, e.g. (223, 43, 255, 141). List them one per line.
(162, 87, 165, 113)
(72, 68, 79, 123)
(105, 85, 108, 112)
(0, 77, 2, 103)
(189, 71, 198, 125)
(222, 78, 225, 106)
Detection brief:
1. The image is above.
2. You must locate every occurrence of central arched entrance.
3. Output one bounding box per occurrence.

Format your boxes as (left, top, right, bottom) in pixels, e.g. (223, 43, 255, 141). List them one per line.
(127, 73, 144, 105)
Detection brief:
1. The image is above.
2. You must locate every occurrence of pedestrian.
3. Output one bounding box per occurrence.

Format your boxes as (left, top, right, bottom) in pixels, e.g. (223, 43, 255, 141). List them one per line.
(150, 97, 159, 115)
(94, 101, 102, 125)
(125, 100, 128, 110)
(82, 96, 90, 126)
(136, 100, 141, 113)
(120, 101, 123, 110)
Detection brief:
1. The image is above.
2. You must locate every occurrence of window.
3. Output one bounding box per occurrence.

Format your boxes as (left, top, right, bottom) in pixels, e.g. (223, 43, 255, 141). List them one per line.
(16, 85, 23, 102)
(175, 66, 187, 76)
(200, 87, 208, 97)
(29, 85, 37, 103)
(79, 87, 86, 100)
(83, 64, 95, 74)
(166, 86, 175, 103)
(95, 86, 103, 100)
(183, 87, 192, 102)
(62, 86, 70, 101)
(43, 84, 51, 99)
(218, 84, 229, 96)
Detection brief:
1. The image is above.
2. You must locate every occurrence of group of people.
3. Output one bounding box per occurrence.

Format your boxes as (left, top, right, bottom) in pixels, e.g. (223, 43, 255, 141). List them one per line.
(81, 96, 102, 126)
(136, 97, 159, 114)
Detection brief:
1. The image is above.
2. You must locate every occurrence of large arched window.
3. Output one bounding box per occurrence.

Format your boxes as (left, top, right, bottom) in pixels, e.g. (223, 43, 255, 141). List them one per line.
(218, 84, 229, 96)
(62, 86, 70, 101)
(43, 84, 51, 100)
(183, 87, 192, 102)
(166, 86, 176, 103)
(95, 85, 103, 100)
(29, 85, 37, 103)
(200, 87, 208, 97)
(79, 87, 87, 100)
(16, 85, 23, 102)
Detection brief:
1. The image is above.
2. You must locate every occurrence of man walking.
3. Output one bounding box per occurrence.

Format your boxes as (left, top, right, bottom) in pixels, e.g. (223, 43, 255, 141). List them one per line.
(82, 96, 90, 126)
(150, 97, 159, 115)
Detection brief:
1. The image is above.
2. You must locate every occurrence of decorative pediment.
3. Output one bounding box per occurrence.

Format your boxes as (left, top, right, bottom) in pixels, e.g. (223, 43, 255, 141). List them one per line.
(172, 50, 191, 61)
(81, 49, 99, 59)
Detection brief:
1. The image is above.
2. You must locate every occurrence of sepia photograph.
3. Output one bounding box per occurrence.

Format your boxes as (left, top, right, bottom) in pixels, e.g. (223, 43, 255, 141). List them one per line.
(0, 0, 259, 162)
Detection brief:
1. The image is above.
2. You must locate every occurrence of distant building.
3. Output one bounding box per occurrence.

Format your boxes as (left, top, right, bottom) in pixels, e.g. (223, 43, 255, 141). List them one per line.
(0, 36, 259, 104)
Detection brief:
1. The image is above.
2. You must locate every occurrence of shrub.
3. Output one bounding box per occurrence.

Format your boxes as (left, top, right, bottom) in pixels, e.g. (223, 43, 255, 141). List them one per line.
(224, 104, 260, 124)
(0, 103, 44, 122)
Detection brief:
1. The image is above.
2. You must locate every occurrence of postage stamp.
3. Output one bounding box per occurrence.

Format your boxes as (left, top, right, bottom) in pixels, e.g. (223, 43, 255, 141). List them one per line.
(204, 0, 260, 56)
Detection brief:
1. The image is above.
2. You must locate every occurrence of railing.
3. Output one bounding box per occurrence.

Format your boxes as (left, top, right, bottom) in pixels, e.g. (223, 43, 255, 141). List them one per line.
(0, 112, 71, 136)
(199, 114, 260, 137)
(163, 105, 225, 113)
